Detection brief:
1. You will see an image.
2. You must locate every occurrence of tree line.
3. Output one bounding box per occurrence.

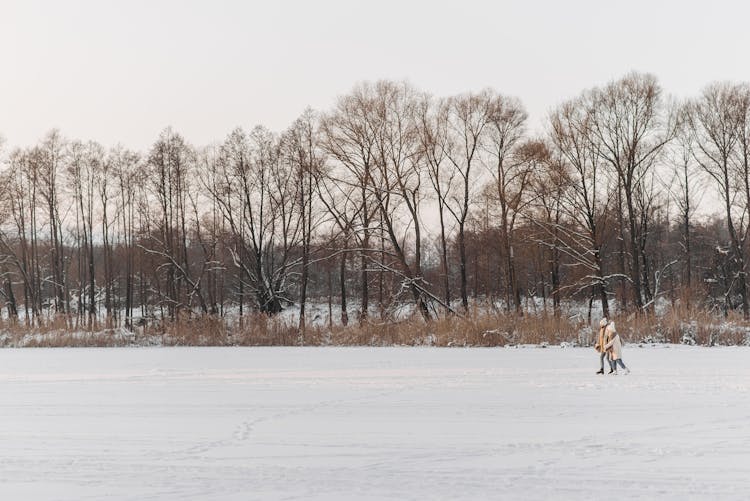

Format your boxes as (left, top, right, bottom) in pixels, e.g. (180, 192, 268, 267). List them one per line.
(1, 71, 749, 333)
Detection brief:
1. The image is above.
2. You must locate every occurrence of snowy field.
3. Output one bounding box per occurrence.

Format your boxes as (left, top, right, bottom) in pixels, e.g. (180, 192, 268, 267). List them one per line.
(1, 346, 749, 500)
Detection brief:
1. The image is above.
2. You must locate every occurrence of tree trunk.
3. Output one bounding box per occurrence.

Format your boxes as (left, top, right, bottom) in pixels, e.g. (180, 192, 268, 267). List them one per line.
(458, 222, 468, 312)
(340, 243, 348, 326)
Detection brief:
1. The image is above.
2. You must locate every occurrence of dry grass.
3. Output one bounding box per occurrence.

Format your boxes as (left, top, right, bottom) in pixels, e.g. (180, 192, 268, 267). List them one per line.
(0, 307, 748, 348)
(613, 307, 750, 346)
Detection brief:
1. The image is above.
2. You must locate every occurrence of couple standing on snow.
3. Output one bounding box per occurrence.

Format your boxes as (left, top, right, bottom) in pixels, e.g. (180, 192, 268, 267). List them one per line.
(594, 318, 630, 375)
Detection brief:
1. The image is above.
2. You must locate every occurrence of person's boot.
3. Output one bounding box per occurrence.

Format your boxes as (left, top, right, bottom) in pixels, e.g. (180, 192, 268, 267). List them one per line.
(607, 368, 614, 374)
(596, 369, 604, 374)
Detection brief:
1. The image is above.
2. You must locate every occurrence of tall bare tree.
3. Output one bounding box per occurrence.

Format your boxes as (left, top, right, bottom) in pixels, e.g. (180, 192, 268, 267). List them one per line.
(320, 84, 379, 322)
(587, 72, 677, 312)
(416, 94, 455, 310)
(548, 99, 613, 317)
(282, 108, 325, 333)
(484, 97, 529, 313)
(687, 82, 749, 317)
(440, 91, 497, 312)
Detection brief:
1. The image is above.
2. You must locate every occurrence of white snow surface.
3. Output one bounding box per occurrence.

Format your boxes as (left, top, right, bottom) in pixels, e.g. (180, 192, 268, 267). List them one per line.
(1, 345, 749, 500)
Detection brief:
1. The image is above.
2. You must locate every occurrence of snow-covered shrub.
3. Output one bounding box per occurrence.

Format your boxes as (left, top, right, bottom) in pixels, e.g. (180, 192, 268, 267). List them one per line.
(680, 321, 698, 346)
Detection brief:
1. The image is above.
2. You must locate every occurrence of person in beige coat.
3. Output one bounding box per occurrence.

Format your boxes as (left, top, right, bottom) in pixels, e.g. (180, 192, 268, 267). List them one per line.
(594, 318, 613, 375)
(604, 321, 630, 375)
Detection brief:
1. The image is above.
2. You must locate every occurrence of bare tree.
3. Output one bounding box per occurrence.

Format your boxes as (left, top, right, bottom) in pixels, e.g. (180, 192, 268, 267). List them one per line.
(368, 81, 435, 319)
(667, 117, 702, 310)
(439, 91, 496, 312)
(416, 94, 455, 310)
(4, 149, 42, 324)
(67, 140, 101, 327)
(587, 72, 677, 312)
(527, 140, 568, 316)
(320, 84, 379, 322)
(548, 99, 613, 317)
(687, 82, 749, 317)
(484, 97, 529, 313)
(145, 128, 210, 318)
(209, 127, 302, 315)
(37, 130, 69, 321)
(113, 147, 141, 328)
(281, 108, 325, 333)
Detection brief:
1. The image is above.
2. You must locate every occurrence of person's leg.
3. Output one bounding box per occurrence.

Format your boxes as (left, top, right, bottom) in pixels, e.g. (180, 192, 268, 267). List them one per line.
(599, 352, 606, 371)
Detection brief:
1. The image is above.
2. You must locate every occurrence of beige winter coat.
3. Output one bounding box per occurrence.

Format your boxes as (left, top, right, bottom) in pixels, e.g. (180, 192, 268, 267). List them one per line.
(594, 326, 607, 353)
(604, 326, 622, 360)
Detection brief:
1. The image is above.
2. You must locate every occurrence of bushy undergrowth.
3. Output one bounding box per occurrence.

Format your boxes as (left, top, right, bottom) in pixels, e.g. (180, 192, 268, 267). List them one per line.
(1, 306, 749, 348)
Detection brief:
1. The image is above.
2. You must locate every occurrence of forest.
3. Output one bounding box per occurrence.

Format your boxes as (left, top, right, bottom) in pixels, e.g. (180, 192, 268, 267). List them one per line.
(1, 71, 748, 345)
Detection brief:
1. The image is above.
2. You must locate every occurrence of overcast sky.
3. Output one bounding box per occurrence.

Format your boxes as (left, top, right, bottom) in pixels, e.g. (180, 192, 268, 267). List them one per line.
(2, 0, 750, 150)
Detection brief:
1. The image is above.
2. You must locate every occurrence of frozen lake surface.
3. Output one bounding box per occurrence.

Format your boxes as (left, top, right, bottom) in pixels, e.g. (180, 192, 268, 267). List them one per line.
(1, 345, 749, 500)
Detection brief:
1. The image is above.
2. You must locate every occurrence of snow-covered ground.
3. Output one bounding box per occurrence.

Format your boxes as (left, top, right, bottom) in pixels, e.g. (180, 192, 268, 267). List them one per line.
(1, 346, 748, 500)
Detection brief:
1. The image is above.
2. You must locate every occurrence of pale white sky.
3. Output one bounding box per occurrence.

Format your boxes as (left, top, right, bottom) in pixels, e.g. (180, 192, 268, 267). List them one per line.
(2, 0, 749, 150)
